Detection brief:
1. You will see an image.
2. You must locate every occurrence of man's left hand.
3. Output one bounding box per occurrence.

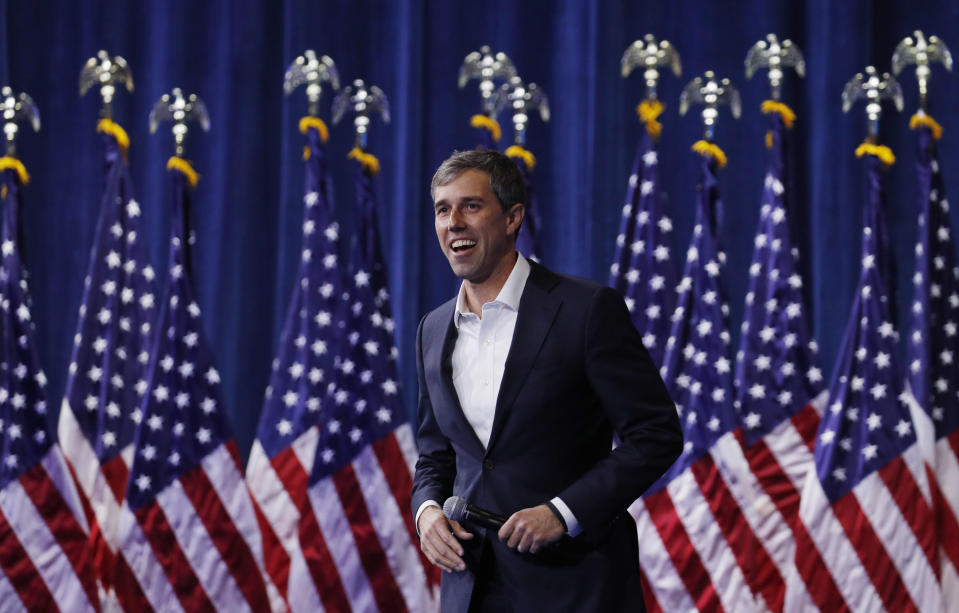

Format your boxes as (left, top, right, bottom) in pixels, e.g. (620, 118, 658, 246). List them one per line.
(498, 504, 565, 554)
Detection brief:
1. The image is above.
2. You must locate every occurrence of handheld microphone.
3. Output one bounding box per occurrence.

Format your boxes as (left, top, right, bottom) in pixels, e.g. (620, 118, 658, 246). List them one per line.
(443, 496, 508, 530)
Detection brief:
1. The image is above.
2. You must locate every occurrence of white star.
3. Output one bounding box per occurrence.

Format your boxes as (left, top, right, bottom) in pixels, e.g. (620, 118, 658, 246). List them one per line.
(759, 327, 776, 343)
(807, 367, 823, 383)
(1, 240, 14, 256)
(820, 429, 836, 444)
(749, 384, 766, 399)
(140, 293, 155, 309)
(135, 474, 151, 491)
(941, 350, 954, 365)
(283, 391, 299, 407)
(862, 444, 878, 461)
(382, 380, 398, 395)
(641, 180, 654, 196)
(696, 320, 712, 337)
(153, 385, 169, 402)
(878, 321, 895, 338)
(870, 384, 886, 400)
(183, 332, 198, 348)
(850, 376, 864, 391)
(315, 311, 331, 327)
(201, 397, 217, 414)
(354, 270, 370, 287)
(895, 420, 912, 437)
(873, 353, 890, 369)
(148, 414, 163, 431)
(106, 251, 121, 268)
(832, 468, 847, 482)
(714, 357, 730, 374)
(364, 341, 379, 355)
(160, 355, 174, 372)
(175, 392, 190, 408)
(178, 362, 194, 378)
(777, 390, 792, 406)
(653, 245, 670, 261)
(206, 368, 220, 385)
(745, 412, 761, 429)
(277, 420, 293, 436)
(196, 428, 211, 444)
(866, 412, 882, 431)
(376, 408, 392, 423)
(289, 363, 304, 379)
(141, 444, 156, 460)
(631, 240, 645, 254)
(93, 429, 116, 449)
(84, 395, 99, 411)
(753, 355, 771, 371)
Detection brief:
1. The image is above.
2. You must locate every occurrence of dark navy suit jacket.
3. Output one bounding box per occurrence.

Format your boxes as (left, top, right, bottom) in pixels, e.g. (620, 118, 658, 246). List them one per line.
(411, 260, 681, 612)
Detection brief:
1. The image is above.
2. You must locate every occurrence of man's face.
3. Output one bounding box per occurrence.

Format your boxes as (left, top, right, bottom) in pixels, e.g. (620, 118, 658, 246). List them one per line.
(433, 169, 523, 284)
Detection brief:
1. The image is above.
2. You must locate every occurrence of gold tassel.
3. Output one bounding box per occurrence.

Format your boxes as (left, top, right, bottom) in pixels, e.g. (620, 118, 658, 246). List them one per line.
(348, 147, 381, 176)
(505, 145, 536, 171)
(765, 131, 774, 149)
(854, 142, 895, 166)
(909, 113, 943, 140)
(760, 100, 796, 128)
(0, 156, 30, 184)
(470, 114, 502, 142)
(691, 140, 727, 168)
(637, 99, 665, 140)
(299, 116, 330, 143)
(166, 156, 199, 187)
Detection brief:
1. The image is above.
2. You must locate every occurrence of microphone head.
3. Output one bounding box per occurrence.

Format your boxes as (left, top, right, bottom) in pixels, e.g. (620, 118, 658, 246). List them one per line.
(443, 496, 468, 522)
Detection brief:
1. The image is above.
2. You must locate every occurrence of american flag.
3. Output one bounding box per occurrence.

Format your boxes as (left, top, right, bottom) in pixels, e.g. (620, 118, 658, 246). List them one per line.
(608, 106, 677, 368)
(113, 162, 281, 613)
(0, 162, 99, 611)
(289, 152, 438, 612)
(505, 147, 540, 261)
(245, 120, 352, 611)
(57, 121, 158, 609)
(632, 148, 784, 612)
(731, 104, 837, 611)
(791, 150, 940, 612)
(905, 117, 959, 598)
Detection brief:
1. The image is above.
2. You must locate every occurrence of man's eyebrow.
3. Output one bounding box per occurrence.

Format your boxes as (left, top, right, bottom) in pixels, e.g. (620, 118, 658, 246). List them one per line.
(434, 195, 483, 208)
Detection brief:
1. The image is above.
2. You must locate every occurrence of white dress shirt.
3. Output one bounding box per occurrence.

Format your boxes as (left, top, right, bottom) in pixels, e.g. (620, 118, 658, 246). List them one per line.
(417, 253, 580, 535)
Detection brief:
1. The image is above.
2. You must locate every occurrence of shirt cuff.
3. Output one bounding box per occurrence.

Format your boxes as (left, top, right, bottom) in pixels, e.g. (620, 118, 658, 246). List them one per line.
(415, 500, 441, 537)
(550, 496, 581, 537)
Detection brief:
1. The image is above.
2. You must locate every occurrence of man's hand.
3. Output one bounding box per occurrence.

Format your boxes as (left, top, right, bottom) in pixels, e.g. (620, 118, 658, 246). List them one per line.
(418, 506, 473, 572)
(498, 504, 565, 554)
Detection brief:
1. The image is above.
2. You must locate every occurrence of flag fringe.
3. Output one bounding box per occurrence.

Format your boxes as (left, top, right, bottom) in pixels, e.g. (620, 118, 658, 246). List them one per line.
(637, 99, 665, 140)
(97, 118, 131, 158)
(909, 113, 942, 140)
(299, 116, 330, 143)
(761, 100, 796, 128)
(470, 114, 501, 142)
(691, 140, 727, 168)
(505, 145, 536, 171)
(0, 156, 29, 184)
(167, 156, 200, 187)
(854, 142, 895, 166)
(348, 147, 381, 176)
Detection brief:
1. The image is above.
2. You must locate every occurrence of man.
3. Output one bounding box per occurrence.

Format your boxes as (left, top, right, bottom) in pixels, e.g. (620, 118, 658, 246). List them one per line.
(412, 149, 681, 612)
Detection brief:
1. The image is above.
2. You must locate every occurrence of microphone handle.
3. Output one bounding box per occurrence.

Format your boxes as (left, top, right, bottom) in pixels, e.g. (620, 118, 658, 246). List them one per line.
(464, 504, 508, 529)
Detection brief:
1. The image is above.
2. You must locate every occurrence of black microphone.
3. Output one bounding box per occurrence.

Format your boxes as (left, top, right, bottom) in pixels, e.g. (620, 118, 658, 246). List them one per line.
(443, 496, 508, 530)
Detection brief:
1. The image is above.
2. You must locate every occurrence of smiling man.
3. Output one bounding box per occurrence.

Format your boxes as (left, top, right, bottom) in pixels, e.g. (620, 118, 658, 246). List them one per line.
(412, 149, 681, 612)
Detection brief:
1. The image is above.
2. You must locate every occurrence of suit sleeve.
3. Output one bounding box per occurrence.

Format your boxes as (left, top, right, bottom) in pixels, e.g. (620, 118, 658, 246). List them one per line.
(557, 285, 682, 532)
(410, 314, 457, 520)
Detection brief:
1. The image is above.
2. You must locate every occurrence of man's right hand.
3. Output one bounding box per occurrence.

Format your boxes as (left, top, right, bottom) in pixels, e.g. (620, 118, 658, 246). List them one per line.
(418, 505, 473, 573)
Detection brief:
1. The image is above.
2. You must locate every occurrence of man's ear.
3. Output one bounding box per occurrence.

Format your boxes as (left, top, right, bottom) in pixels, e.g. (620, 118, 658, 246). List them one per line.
(506, 203, 525, 237)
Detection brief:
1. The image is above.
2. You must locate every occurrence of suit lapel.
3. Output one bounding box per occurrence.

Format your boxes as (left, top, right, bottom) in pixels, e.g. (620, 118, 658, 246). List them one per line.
(485, 262, 561, 456)
(424, 298, 486, 458)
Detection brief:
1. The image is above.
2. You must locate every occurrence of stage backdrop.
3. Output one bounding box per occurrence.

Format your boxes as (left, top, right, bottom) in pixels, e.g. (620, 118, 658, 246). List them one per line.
(1, 0, 957, 461)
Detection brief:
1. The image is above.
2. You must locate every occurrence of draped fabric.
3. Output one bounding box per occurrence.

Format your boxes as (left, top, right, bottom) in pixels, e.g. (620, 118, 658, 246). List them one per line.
(2, 0, 958, 458)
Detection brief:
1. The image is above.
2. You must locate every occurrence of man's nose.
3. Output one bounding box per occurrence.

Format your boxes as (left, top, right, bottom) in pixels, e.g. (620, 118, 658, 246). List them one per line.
(448, 207, 465, 229)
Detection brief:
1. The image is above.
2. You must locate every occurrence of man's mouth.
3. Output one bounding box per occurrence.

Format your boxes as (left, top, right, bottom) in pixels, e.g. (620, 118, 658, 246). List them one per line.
(450, 239, 477, 253)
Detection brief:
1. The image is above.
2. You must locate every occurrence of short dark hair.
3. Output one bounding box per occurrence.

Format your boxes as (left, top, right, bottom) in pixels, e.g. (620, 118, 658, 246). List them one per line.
(430, 149, 527, 212)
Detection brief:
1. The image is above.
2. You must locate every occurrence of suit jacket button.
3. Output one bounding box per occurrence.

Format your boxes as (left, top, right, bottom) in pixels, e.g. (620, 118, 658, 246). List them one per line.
(484, 460, 494, 471)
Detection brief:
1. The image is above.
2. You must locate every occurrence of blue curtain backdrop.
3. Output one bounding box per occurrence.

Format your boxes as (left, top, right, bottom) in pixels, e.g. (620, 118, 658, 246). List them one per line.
(2, 0, 957, 461)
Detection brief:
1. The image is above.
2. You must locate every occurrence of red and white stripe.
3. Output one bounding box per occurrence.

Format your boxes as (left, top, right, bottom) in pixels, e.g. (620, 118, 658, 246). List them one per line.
(0, 446, 99, 612)
(904, 383, 959, 604)
(247, 425, 347, 611)
(789, 441, 941, 613)
(58, 398, 133, 608)
(114, 441, 282, 613)
(291, 425, 438, 613)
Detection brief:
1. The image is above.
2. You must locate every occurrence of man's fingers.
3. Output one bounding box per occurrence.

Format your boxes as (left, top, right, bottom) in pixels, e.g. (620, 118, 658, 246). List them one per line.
(450, 520, 473, 540)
